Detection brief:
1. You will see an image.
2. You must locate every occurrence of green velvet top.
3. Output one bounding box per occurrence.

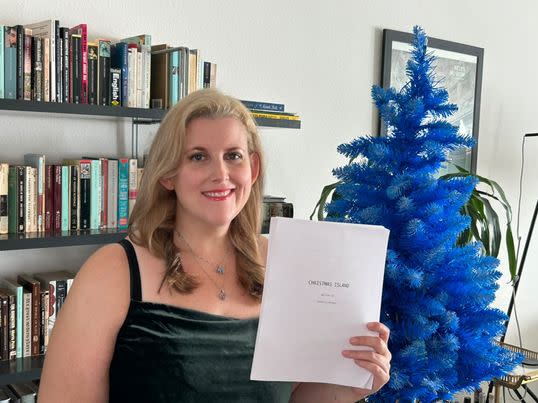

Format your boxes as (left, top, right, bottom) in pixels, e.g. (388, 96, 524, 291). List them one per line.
(109, 239, 293, 402)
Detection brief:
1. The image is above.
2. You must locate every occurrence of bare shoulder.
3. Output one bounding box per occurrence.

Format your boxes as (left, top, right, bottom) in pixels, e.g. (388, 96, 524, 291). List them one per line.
(257, 235, 269, 266)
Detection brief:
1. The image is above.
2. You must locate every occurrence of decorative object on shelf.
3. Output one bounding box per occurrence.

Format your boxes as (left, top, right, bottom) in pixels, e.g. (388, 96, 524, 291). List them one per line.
(381, 28, 484, 174)
(314, 26, 520, 402)
(261, 196, 293, 234)
(240, 99, 301, 129)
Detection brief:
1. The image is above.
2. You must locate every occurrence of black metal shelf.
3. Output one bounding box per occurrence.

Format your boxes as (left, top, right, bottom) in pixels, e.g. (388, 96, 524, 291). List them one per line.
(0, 99, 301, 128)
(0, 229, 128, 251)
(0, 355, 44, 386)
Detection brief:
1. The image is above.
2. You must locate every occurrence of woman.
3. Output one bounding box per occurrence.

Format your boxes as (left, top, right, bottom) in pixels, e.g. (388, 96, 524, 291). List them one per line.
(39, 89, 391, 402)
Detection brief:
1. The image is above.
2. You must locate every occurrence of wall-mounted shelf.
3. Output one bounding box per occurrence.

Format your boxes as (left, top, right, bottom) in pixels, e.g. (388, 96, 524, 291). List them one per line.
(0, 229, 128, 251)
(0, 355, 44, 386)
(0, 99, 301, 128)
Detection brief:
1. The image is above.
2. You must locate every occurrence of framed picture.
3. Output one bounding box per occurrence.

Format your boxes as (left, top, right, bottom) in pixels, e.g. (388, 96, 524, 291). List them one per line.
(380, 29, 484, 174)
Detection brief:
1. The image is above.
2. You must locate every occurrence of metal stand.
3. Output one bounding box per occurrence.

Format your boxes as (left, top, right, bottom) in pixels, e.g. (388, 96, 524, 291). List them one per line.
(486, 200, 538, 402)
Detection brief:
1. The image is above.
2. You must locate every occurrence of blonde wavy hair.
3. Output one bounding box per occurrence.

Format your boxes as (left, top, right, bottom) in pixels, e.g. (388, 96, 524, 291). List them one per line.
(128, 89, 265, 298)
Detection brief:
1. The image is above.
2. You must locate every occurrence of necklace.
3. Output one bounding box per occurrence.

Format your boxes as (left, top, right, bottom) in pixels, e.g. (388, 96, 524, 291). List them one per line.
(174, 230, 229, 301)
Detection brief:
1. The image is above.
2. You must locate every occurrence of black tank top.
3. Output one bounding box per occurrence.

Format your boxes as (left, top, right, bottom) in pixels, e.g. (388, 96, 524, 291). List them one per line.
(108, 239, 293, 402)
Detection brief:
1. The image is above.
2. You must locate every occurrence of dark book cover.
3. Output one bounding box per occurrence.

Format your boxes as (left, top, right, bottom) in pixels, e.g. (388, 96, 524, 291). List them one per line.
(53, 165, 62, 232)
(70, 34, 81, 104)
(4, 291, 16, 360)
(55, 20, 61, 102)
(98, 39, 111, 106)
(39, 290, 47, 354)
(60, 27, 69, 103)
(110, 68, 121, 106)
(17, 166, 25, 234)
(16, 275, 40, 357)
(111, 42, 128, 107)
(0, 292, 8, 360)
(203, 61, 211, 89)
(87, 43, 98, 105)
(55, 279, 67, 315)
(44, 165, 53, 232)
(16, 25, 24, 100)
(79, 160, 91, 229)
(69, 24, 87, 103)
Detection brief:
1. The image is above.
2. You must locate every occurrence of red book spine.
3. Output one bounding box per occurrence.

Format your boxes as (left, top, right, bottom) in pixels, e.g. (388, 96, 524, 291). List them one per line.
(44, 165, 53, 232)
(53, 165, 62, 231)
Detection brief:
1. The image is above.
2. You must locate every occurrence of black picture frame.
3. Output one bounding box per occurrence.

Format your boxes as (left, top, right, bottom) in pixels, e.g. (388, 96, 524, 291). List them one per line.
(380, 29, 484, 174)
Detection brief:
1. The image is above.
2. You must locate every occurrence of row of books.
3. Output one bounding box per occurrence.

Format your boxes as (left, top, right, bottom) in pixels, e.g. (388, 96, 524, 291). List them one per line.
(0, 272, 74, 361)
(0, 381, 39, 402)
(239, 99, 301, 122)
(0, 156, 142, 235)
(0, 20, 217, 108)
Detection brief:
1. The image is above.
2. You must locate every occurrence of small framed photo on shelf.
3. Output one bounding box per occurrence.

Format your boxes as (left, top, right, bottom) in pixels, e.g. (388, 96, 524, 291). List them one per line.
(380, 29, 484, 174)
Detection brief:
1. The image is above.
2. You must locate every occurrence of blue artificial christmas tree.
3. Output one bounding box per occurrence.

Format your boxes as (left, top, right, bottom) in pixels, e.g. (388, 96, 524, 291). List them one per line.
(326, 26, 521, 402)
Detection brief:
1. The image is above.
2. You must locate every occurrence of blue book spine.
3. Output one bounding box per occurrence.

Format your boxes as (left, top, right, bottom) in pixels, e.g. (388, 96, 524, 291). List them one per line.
(61, 166, 69, 231)
(169, 50, 179, 106)
(240, 100, 285, 112)
(90, 160, 101, 230)
(0, 25, 4, 98)
(117, 158, 129, 229)
(4, 26, 17, 99)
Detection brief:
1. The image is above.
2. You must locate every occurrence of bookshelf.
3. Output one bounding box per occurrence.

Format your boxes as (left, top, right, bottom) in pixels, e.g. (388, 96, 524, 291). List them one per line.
(0, 99, 301, 129)
(0, 356, 44, 387)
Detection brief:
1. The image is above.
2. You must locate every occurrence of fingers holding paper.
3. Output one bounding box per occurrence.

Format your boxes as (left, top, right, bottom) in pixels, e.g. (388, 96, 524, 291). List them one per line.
(341, 322, 391, 396)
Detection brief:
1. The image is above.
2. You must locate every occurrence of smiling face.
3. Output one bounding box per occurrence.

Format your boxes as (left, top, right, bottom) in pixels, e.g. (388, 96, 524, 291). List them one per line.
(160, 117, 260, 231)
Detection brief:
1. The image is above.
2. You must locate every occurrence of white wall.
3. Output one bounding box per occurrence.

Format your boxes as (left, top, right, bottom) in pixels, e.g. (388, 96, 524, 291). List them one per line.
(0, 0, 536, 397)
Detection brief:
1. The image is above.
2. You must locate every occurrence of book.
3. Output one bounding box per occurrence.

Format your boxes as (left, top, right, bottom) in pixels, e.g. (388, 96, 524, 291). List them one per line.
(23, 154, 45, 233)
(250, 111, 300, 121)
(240, 100, 285, 112)
(97, 40, 111, 106)
(7, 166, 24, 234)
(117, 158, 129, 229)
(70, 34, 82, 104)
(52, 165, 62, 232)
(25, 19, 57, 102)
(23, 29, 32, 101)
(0, 163, 7, 235)
(4, 26, 17, 99)
(0, 279, 24, 358)
(128, 159, 138, 217)
(21, 291, 31, 357)
(87, 42, 98, 105)
(69, 24, 87, 103)
(61, 165, 70, 231)
(150, 44, 170, 109)
(0, 291, 9, 360)
(107, 159, 118, 229)
(0, 25, 3, 99)
(60, 27, 69, 102)
(90, 159, 102, 230)
(111, 68, 121, 106)
(127, 44, 137, 107)
(69, 164, 79, 230)
(111, 42, 129, 107)
(0, 288, 16, 360)
(24, 167, 37, 233)
(120, 34, 152, 106)
(169, 48, 179, 107)
(44, 165, 53, 232)
(17, 275, 40, 356)
(16, 25, 24, 100)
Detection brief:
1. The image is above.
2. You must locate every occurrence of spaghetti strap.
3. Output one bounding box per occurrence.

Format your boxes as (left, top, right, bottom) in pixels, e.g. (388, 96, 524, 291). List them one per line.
(117, 239, 142, 302)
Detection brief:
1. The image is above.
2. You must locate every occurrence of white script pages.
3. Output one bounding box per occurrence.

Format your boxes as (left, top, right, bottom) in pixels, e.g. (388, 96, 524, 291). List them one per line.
(250, 217, 389, 389)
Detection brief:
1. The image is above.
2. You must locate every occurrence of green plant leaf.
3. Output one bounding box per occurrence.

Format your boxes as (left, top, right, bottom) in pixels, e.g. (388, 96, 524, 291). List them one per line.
(310, 181, 340, 221)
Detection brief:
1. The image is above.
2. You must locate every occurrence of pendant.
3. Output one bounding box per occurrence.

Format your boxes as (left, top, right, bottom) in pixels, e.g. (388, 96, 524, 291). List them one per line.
(216, 266, 225, 275)
(218, 289, 226, 300)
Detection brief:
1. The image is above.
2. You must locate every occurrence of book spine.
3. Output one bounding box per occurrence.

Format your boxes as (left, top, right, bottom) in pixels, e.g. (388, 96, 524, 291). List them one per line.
(4, 26, 17, 99)
(240, 100, 285, 112)
(17, 166, 25, 233)
(43, 37, 50, 102)
(17, 277, 41, 356)
(128, 159, 138, 217)
(117, 158, 129, 229)
(33, 36, 43, 101)
(47, 281, 56, 344)
(15, 286, 22, 358)
(54, 20, 60, 102)
(136, 49, 142, 107)
(90, 160, 101, 230)
(44, 165, 53, 232)
(61, 166, 70, 231)
(60, 27, 69, 103)
(7, 167, 17, 234)
(24, 167, 35, 233)
(55, 280, 67, 316)
(110, 68, 121, 106)
(79, 160, 91, 229)
(53, 165, 62, 232)
(0, 164, 8, 235)
(22, 292, 31, 357)
(8, 293, 16, 360)
(40, 290, 48, 354)
(127, 45, 137, 107)
(16, 25, 24, 100)
(203, 61, 210, 89)
(98, 40, 111, 106)
(107, 160, 118, 229)
(70, 165, 79, 230)
(79, 26, 88, 103)
(100, 159, 108, 229)
(70, 34, 81, 104)
(87, 43, 98, 105)
(0, 25, 3, 98)
(142, 45, 151, 108)
(23, 29, 32, 101)
(0, 295, 8, 360)
(169, 49, 178, 106)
